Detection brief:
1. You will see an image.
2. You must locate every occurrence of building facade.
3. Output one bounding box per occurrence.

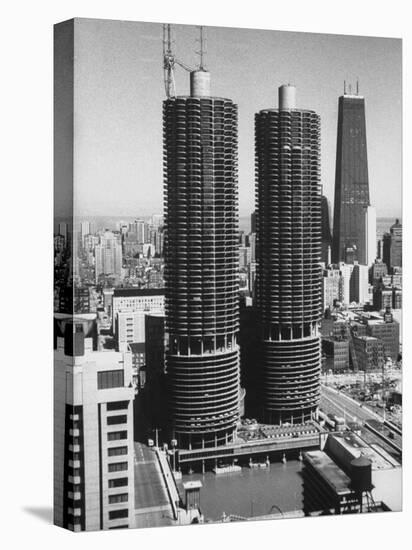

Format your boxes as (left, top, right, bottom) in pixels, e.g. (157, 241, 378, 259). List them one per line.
(54, 315, 135, 531)
(321, 195, 332, 265)
(383, 219, 402, 271)
(353, 335, 385, 372)
(255, 84, 322, 424)
(95, 231, 123, 283)
(163, 69, 240, 448)
(111, 288, 165, 327)
(332, 91, 370, 265)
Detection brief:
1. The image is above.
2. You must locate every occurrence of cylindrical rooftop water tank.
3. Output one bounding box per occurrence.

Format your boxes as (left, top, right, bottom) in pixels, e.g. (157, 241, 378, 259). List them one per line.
(350, 456, 373, 493)
(279, 84, 297, 110)
(190, 70, 211, 97)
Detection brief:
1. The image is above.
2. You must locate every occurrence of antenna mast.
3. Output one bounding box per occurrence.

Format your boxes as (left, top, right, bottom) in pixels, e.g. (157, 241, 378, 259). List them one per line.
(163, 24, 176, 98)
(163, 23, 195, 98)
(196, 26, 207, 70)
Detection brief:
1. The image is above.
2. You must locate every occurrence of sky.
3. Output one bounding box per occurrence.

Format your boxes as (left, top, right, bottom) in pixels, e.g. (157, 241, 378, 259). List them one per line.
(64, 18, 402, 220)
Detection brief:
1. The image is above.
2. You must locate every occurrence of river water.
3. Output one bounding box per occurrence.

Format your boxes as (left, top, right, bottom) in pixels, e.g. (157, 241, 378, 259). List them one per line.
(177, 460, 304, 522)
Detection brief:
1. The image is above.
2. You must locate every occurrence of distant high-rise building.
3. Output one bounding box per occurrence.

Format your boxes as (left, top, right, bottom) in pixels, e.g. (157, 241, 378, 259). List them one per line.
(151, 214, 164, 229)
(95, 231, 123, 283)
(163, 67, 240, 447)
(58, 222, 68, 241)
(255, 84, 321, 424)
(239, 245, 252, 270)
(322, 267, 341, 310)
(350, 263, 370, 304)
(383, 219, 402, 270)
(332, 89, 370, 265)
(370, 258, 388, 286)
(54, 314, 135, 531)
(80, 221, 90, 243)
(321, 196, 332, 265)
(373, 286, 393, 311)
(131, 220, 147, 244)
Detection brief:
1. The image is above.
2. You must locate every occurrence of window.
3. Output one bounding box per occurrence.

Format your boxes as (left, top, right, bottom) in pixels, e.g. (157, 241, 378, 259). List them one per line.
(109, 509, 128, 520)
(107, 415, 127, 426)
(97, 370, 124, 389)
(108, 493, 128, 504)
(108, 446, 127, 457)
(108, 477, 128, 488)
(107, 401, 129, 411)
(108, 462, 128, 473)
(107, 431, 127, 441)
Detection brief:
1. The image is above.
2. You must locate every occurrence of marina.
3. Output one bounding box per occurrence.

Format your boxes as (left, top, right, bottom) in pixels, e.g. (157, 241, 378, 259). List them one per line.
(177, 460, 304, 522)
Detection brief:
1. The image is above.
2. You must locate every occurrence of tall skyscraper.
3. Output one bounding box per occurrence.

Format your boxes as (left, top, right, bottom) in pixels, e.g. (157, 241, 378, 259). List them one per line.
(163, 67, 240, 448)
(321, 195, 332, 265)
(255, 84, 322, 424)
(332, 87, 370, 265)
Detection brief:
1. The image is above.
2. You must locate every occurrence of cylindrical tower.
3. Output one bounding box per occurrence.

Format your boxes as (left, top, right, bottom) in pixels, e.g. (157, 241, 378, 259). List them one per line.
(255, 85, 322, 425)
(163, 71, 240, 449)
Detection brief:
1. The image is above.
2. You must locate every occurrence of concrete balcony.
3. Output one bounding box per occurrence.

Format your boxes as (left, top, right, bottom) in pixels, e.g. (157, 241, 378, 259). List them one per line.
(68, 444, 80, 453)
(68, 507, 82, 516)
(68, 460, 81, 469)
(67, 491, 81, 500)
(68, 475, 81, 484)
(69, 428, 80, 437)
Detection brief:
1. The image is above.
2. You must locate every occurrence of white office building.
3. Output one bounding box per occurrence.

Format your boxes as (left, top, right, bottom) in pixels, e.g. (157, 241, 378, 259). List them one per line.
(54, 314, 135, 531)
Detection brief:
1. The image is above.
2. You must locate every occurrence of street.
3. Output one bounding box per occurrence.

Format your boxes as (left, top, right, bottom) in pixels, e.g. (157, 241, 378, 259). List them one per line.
(133, 441, 174, 528)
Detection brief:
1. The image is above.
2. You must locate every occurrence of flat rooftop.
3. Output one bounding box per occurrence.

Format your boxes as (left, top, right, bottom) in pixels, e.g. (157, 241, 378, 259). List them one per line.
(113, 288, 165, 297)
(328, 433, 398, 471)
(304, 450, 352, 496)
(183, 481, 202, 490)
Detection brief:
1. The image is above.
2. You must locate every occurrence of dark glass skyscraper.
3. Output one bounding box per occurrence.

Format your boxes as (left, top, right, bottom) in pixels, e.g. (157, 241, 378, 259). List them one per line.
(321, 195, 332, 265)
(332, 91, 370, 264)
(255, 85, 322, 425)
(163, 70, 240, 449)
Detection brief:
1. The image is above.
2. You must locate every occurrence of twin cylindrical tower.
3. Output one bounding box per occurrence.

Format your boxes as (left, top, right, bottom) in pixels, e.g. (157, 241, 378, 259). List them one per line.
(163, 70, 240, 449)
(255, 85, 322, 424)
(163, 76, 321, 448)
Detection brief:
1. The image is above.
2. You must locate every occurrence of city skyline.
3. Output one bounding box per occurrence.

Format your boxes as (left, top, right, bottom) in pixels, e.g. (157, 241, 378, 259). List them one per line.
(54, 18, 403, 531)
(58, 19, 402, 220)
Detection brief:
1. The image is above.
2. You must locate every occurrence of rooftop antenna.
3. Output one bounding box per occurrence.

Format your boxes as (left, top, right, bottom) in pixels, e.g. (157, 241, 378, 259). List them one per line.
(196, 26, 207, 70)
(163, 24, 176, 98)
(344, 80, 347, 94)
(162, 23, 195, 98)
(356, 79, 359, 95)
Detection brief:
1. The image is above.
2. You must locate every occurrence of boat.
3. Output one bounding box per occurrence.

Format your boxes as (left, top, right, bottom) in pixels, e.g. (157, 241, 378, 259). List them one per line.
(212, 464, 242, 475)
